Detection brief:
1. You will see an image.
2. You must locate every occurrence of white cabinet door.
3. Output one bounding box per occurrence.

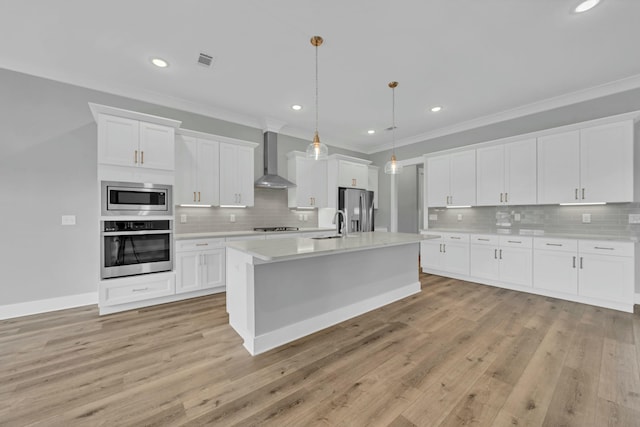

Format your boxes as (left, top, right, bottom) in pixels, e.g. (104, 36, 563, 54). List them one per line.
(533, 250, 578, 295)
(176, 252, 200, 294)
(219, 143, 255, 206)
(139, 122, 175, 170)
(579, 121, 633, 203)
(368, 165, 379, 208)
(505, 138, 537, 205)
(338, 161, 368, 188)
(201, 249, 225, 290)
(537, 130, 580, 204)
(175, 135, 198, 205)
(578, 254, 634, 304)
(449, 151, 476, 206)
(288, 154, 327, 208)
(470, 244, 500, 280)
(427, 155, 450, 207)
(196, 140, 220, 206)
(98, 114, 139, 167)
(499, 247, 532, 287)
(443, 242, 470, 276)
(476, 146, 504, 206)
(420, 240, 443, 271)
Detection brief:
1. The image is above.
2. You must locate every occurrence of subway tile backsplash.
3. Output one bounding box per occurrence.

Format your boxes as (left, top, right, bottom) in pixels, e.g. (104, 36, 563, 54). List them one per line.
(175, 188, 318, 234)
(427, 203, 640, 237)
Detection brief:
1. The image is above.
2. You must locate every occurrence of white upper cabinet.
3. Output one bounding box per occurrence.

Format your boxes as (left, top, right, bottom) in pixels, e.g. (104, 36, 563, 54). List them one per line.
(476, 138, 536, 206)
(175, 133, 220, 206)
(287, 151, 327, 208)
(338, 161, 369, 189)
(538, 120, 633, 204)
(367, 165, 379, 208)
(219, 142, 255, 207)
(97, 114, 175, 171)
(427, 150, 476, 207)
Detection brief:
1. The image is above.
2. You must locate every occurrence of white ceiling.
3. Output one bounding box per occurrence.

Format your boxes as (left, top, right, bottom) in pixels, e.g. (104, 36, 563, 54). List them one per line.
(2, 0, 640, 154)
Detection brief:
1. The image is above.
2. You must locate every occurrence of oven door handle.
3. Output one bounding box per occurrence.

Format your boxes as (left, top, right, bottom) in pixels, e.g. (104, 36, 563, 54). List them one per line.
(102, 230, 172, 236)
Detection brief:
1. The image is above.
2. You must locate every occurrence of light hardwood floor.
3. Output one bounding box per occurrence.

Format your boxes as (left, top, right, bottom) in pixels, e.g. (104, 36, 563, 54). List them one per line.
(2, 273, 640, 426)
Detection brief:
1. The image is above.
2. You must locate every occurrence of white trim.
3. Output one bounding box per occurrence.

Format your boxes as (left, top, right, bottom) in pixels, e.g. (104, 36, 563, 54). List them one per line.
(0, 292, 98, 320)
(368, 74, 640, 154)
(328, 153, 372, 165)
(99, 287, 223, 315)
(89, 103, 182, 128)
(635, 293, 640, 305)
(177, 128, 259, 147)
(246, 282, 420, 355)
(397, 156, 425, 167)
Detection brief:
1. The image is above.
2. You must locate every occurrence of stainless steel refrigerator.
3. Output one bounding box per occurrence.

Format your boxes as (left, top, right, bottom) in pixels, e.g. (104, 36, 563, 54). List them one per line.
(338, 187, 375, 233)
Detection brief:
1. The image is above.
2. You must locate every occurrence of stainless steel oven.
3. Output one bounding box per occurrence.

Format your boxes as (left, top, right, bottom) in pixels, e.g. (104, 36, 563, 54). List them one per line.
(101, 220, 173, 279)
(101, 181, 172, 216)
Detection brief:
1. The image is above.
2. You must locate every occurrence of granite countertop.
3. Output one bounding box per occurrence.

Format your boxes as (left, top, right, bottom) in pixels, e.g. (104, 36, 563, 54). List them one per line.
(225, 231, 434, 262)
(420, 228, 638, 242)
(175, 227, 335, 240)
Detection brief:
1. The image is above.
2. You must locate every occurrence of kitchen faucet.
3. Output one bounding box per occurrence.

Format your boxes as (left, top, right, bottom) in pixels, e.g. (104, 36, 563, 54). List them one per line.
(333, 210, 347, 237)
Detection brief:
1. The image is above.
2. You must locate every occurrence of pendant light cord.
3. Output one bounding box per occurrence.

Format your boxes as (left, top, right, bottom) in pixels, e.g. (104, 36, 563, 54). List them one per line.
(315, 42, 319, 137)
(392, 85, 396, 156)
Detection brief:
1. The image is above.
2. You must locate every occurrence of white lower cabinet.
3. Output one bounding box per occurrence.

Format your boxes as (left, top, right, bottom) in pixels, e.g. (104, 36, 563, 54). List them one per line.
(533, 238, 578, 295)
(470, 235, 532, 287)
(175, 238, 225, 294)
(100, 271, 176, 307)
(421, 233, 469, 275)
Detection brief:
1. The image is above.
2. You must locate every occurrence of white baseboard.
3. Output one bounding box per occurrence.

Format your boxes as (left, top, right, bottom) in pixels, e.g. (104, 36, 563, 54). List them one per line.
(0, 292, 98, 320)
(247, 282, 421, 356)
(635, 293, 640, 305)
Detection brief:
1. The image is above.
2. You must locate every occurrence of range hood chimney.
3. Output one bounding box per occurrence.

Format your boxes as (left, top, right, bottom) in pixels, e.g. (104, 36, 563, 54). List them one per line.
(254, 131, 296, 189)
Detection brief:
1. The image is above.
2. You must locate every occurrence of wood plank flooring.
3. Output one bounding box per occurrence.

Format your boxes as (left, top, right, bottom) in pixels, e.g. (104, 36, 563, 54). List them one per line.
(1, 273, 640, 426)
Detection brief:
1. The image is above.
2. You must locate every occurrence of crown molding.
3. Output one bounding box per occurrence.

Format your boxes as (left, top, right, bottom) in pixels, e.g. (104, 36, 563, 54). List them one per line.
(366, 73, 640, 154)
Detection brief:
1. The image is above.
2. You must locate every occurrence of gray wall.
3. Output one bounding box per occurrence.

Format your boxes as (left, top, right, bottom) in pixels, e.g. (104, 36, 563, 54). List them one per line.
(0, 68, 366, 307)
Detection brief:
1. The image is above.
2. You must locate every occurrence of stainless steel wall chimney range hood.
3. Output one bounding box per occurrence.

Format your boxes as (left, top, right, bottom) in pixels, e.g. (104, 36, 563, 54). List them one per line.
(255, 131, 296, 189)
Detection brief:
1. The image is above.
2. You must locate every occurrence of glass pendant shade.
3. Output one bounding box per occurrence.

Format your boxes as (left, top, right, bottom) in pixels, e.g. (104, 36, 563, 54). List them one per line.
(384, 154, 403, 174)
(306, 131, 328, 160)
(385, 81, 403, 174)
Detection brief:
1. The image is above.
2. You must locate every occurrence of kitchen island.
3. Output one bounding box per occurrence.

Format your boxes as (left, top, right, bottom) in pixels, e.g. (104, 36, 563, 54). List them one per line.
(225, 232, 434, 355)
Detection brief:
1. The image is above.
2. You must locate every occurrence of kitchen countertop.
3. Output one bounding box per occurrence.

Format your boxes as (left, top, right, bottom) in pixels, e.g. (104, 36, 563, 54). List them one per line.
(420, 229, 638, 242)
(175, 227, 335, 240)
(225, 231, 437, 262)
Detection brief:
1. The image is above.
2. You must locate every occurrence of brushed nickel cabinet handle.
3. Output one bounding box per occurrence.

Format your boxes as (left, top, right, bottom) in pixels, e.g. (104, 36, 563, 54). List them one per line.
(478, 238, 490, 241)
(580, 257, 583, 269)
(500, 193, 503, 203)
(494, 249, 497, 259)
(443, 244, 446, 253)
(132, 287, 149, 292)
(505, 193, 508, 203)
(575, 188, 578, 200)
(594, 246, 614, 250)
(546, 243, 562, 247)
(196, 243, 209, 246)
(141, 151, 144, 164)
(573, 256, 576, 268)
(134, 150, 138, 164)
(198, 192, 201, 202)
(450, 236, 461, 240)
(582, 188, 585, 200)
(499, 249, 502, 259)
(508, 240, 522, 244)
(193, 191, 196, 202)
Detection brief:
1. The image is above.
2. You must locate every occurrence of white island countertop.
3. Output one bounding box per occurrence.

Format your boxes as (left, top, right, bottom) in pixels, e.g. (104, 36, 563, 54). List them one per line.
(225, 231, 437, 262)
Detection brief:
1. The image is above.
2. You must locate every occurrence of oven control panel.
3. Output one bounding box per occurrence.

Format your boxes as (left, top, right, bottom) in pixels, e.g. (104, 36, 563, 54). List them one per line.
(103, 220, 171, 232)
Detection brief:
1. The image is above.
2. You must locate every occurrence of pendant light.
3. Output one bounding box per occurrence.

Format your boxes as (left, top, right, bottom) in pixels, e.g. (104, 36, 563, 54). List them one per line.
(306, 35, 329, 160)
(384, 81, 403, 174)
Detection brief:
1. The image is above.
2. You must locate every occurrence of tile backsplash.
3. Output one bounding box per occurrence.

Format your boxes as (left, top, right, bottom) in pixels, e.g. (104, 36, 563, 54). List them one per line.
(427, 203, 640, 237)
(175, 188, 318, 234)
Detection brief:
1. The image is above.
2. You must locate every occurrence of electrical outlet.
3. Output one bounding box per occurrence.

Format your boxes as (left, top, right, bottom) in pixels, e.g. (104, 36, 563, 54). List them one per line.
(629, 214, 640, 224)
(298, 214, 304, 221)
(303, 214, 308, 221)
(61, 215, 76, 226)
(180, 214, 187, 224)
(582, 213, 591, 224)
(428, 214, 438, 221)
(457, 214, 463, 221)
(230, 214, 236, 223)
(514, 213, 521, 222)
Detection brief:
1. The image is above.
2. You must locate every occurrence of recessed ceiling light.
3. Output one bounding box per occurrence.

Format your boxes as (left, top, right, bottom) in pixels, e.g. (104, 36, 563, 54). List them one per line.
(367, 130, 375, 135)
(151, 58, 169, 68)
(431, 106, 442, 112)
(291, 104, 303, 111)
(574, 0, 600, 13)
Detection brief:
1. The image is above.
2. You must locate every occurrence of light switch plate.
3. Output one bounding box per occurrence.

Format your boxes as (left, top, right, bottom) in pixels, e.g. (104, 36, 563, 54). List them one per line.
(514, 213, 521, 222)
(180, 214, 187, 224)
(230, 214, 236, 223)
(61, 215, 76, 226)
(582, 213, 591, 224)
(629, 214, 640, 224)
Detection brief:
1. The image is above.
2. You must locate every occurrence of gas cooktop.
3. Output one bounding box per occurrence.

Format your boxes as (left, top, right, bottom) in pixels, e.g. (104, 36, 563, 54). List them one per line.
(253, 227, 299, 232)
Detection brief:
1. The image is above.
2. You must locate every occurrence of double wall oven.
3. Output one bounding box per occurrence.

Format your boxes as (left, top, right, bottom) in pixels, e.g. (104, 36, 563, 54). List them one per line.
(100, 181, 174, 279)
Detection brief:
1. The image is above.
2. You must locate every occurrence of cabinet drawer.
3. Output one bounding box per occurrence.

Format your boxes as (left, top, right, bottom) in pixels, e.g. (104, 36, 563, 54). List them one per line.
(442, 233, 469, 243)
(534, 238, 577, 252)
(579, 240, 634, 257)
(500, 236, 532, 248)
(470, 234, 499, 245)
(101, 273, 175, 306)
(176, 238, 225, 252)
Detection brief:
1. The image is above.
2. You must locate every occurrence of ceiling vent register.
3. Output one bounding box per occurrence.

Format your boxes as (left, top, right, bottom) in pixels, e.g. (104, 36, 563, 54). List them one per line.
(197, 53, 213, 67)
